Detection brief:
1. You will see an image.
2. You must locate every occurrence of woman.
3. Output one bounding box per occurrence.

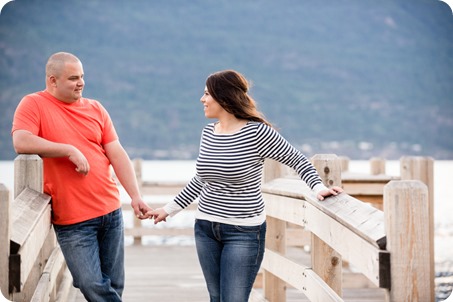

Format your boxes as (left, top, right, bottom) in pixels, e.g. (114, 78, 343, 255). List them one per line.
(150, 70, 343, 302)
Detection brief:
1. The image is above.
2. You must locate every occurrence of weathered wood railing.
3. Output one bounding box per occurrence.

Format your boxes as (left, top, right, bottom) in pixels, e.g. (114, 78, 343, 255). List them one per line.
(254, 154, 434, 302)
(0, 155, 72, 302)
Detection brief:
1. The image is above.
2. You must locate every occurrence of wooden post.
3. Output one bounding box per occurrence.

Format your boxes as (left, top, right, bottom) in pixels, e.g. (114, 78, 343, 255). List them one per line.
(399, 156, 434, 301)
(338, 156, 349, 173)
(262, 158, 287, 301)
(384, 180, 432, 301)
(310, 154, 342, 296)
(133, 159, 143, 245)
(0, 184, 11, 299)
(14, 154, 43, 197)
(370, 157, 386, 175)
(264, 217, 286, 302)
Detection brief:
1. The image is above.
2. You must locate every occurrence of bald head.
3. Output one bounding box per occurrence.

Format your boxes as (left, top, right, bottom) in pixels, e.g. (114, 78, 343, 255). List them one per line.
(45, 52, 85, 103)
(46, 52, 81, 78)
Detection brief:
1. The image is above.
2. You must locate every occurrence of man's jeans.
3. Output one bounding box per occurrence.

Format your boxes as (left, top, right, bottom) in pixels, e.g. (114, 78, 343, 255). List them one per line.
(194, 219, 266, 302)
(54, 208, 124, 302)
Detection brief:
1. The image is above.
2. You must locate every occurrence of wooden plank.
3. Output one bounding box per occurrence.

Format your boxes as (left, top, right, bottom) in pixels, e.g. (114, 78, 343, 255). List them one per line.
(122, 246, 208, 301)
(10, 230, 57, 301)
(10, 188, 52, 292)
(263, 191, 383, 287)
(263, 178, 386, 249)
(55, 268, 73, 302)
(262, 177, 310, 200)
(263, 193, 305, 227)
(303, 269, 344, 302)
(67, 244, 389, 302)
(31, 246, 65, 302)
(286, 228, 310, 247)
(140, 181, 187, 195)
(341, 172, 397, 182)
(304, 200, 382, 287)
(16, 209, 52, 293)
(14, 154, 43, 198)
(262, 249, 307, 291)
(10, 188, 51, 252)
(0, 184, 10, 298)
(306, 193, 385, 249)
(30, 273, 50, 302)
(262, 249, 343, 302)
(341, 182, 386, 196)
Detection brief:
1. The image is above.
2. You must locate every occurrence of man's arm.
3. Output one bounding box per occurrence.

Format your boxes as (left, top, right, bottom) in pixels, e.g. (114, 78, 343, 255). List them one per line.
(12, 129, 90, 175)
(103, 140, 152, 219)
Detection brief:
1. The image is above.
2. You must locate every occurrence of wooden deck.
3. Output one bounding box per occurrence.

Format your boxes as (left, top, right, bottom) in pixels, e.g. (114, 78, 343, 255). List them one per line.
(69, 244, 387, 302)
(69, 245, 208, 301)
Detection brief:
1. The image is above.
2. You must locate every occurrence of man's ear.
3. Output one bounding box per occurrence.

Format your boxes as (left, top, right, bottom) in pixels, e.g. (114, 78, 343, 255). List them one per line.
(49, 75, 57, 87)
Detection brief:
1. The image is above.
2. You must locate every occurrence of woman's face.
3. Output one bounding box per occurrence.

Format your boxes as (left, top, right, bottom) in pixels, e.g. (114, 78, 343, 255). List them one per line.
(200, 86, 224, 119)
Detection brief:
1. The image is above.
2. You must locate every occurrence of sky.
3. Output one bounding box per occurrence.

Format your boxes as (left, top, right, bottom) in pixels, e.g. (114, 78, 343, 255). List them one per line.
(1, 0, 452, 14)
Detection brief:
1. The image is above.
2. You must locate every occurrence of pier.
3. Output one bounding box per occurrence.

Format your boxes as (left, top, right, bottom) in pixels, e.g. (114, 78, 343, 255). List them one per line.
(0, 154, 435, 301)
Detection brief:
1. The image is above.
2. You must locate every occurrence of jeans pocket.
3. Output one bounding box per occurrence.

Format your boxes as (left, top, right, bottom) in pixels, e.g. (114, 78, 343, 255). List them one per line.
(234, 224, 261, 233)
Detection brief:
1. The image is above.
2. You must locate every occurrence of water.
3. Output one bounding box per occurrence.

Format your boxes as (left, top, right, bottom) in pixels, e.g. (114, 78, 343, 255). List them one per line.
(1, 159, 452, 300)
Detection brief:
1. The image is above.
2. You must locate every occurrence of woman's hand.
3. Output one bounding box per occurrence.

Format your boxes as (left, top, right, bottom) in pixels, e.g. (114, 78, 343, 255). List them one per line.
(317, 186, 343, 201)
(148, 208, 169, 224)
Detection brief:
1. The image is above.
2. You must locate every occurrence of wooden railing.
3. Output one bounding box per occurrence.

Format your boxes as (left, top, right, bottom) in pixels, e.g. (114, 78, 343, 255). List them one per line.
(0, 154, 435, 301)
(0, 155, 72, 302)
(253, 154, 434, 302)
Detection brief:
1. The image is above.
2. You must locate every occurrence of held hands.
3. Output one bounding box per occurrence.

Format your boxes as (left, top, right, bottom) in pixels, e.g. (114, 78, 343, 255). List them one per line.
(131, 204, 168, 224)
(317, 186, 343, 201)
(147, 208, 169, 224)
(131, 198, 154, 220)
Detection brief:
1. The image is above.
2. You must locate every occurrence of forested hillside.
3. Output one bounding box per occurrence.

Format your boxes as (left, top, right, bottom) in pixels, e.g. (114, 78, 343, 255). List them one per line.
(1, 0, 452, 160)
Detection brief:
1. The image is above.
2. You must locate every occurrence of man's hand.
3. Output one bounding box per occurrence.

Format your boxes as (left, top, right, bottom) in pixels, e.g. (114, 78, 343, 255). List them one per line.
(131, 198, 153, 220)
(67, 146, 90, 175)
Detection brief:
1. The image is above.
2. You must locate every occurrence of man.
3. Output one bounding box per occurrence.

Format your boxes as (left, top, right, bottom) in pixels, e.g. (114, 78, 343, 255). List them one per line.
(11, 52, 151, 301)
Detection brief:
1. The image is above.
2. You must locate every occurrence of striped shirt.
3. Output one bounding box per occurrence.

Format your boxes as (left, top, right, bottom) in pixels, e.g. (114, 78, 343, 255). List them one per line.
(163, 121, 327, 226)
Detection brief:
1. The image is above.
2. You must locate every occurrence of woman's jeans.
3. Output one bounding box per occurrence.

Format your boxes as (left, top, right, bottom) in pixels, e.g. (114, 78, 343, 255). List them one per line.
(54, 208, 124, 302)
(195, 219, 266, 302)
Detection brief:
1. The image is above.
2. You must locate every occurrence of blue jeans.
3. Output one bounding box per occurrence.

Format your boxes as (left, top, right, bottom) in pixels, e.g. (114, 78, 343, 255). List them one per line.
(54, 208, 124, 302)
(194, 219, 266, 302)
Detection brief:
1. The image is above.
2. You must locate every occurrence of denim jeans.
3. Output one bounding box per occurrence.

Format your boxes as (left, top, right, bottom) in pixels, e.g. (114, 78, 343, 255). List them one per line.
(194, 219, 266, 302)
(54, 208, 124, 302)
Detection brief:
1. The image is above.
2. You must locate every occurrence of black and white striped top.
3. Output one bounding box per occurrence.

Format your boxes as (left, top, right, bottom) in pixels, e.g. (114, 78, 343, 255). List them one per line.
(163, 121, 327, 226)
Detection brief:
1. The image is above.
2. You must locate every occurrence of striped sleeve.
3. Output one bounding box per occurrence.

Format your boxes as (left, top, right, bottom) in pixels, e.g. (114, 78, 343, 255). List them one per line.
(255, 123, 325, 190)
(163, 175, 205, 215)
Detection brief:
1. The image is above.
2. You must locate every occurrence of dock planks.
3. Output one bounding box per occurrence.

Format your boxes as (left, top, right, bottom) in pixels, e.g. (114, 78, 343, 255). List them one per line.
(69, 244, 387, 302)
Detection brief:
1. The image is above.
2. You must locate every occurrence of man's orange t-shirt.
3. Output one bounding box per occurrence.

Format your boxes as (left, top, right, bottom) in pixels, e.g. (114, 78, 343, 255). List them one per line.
(12, 91, 121, 225)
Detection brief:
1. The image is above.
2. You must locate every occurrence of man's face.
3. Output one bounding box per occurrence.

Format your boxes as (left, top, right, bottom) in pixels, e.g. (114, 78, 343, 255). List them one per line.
(53, 61, 85, 103)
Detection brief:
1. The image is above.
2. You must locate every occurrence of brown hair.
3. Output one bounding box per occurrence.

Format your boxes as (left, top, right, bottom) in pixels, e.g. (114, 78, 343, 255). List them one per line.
(206, 70, 272, 127)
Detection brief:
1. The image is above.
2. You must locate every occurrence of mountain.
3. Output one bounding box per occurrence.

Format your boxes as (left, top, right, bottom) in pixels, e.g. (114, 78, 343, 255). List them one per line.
(1, 0, 452, 160)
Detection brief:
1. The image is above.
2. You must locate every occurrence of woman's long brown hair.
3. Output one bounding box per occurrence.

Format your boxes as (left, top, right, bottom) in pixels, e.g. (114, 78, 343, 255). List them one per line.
(206, 70, 272, 127)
